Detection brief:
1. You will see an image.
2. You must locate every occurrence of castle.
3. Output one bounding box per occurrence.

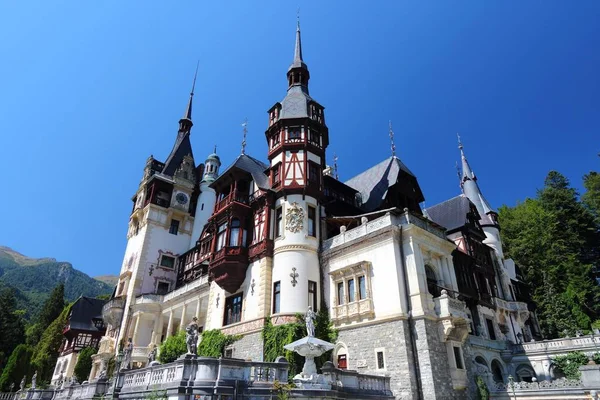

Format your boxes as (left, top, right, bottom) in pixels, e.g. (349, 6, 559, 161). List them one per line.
(70, 22, 542, 399)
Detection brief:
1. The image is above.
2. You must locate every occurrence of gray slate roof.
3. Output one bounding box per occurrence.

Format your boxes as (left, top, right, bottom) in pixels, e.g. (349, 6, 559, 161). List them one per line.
(212, 154, 271, 190)
(345, 156, 418, 212)
(425, 195, 474, 232)
(279, 86, 313, 120)
(68, 296, 106, 332)
(162, 132, 194, 176)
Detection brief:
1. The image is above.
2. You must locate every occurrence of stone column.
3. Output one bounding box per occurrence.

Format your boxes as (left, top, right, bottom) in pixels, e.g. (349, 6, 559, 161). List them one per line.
(445, 256, 458, 291)
(89, 363, 97, 381)
(436, 257, 450, 288)
(166, 310, 174, 338)
(195, 298, 201, 320)
(179, 303, 188, 331)
(132, 314, 141, 345)
(152, 313, 163, 345)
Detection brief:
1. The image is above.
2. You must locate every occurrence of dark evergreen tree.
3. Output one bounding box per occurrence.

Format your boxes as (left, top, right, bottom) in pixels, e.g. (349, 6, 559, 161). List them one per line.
(0, 344, 33, 391)
(26, 284, 65, 345)
(0, 288, 25, 373)
(499, 171, 600, 337)
(73, 347, 97, 383)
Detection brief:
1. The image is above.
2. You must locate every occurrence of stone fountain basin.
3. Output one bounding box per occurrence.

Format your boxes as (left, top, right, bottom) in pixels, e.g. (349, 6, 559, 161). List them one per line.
(284, 337, 335, 357)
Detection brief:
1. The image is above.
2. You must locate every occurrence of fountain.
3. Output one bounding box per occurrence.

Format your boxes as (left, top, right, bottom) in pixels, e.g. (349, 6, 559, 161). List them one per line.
(283, 307, 335, 389)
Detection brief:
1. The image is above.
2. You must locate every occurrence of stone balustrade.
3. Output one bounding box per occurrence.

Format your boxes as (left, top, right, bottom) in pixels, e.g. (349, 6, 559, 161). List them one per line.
(513, 335, 600, 355)
(321, 361, 393, 397)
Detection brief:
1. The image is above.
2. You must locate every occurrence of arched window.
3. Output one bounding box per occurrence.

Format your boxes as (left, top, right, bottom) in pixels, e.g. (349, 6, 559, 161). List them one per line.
(229, 219, 241, 247)
(425, 265, 441, 297)
(516, 364, 536, 383)
(334, 343, 348, 370)
(491, 360, 504, 383)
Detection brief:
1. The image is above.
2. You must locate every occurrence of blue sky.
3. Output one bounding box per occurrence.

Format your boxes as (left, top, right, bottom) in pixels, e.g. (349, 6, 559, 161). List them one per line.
(0, 1, 598, 278)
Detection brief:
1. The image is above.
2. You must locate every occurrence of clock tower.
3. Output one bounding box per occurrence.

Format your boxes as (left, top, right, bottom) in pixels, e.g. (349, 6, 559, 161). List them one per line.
(264, 21, 328, 316)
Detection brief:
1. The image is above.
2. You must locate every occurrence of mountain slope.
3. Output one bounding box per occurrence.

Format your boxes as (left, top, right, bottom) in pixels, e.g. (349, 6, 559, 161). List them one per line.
(0, 246, 114, 319)
(94, 275, 119, 286)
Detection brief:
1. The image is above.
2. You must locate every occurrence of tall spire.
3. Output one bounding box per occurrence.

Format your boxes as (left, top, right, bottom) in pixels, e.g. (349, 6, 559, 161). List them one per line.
(287, 15, 309, 91)
(179, 62, 199, 133)
(457, 134, 495, 220)
(241, 118, 248, 154)
(389, 120, 396, 158)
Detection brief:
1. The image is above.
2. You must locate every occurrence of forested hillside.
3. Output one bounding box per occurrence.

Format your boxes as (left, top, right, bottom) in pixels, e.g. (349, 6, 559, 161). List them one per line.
(0, 247, 113, 319)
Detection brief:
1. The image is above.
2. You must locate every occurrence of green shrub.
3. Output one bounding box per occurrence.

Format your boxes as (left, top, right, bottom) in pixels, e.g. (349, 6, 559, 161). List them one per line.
(552, 351, 594, 379)
(73, 347, 97, 383)
(158, 331, 187, 364)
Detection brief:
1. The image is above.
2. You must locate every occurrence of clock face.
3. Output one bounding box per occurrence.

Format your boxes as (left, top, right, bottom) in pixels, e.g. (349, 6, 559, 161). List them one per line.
(175, 192, 188, 205)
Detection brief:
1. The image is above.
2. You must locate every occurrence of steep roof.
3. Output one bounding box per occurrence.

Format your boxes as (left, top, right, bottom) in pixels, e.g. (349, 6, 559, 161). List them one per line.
(162, 133, 194, 176)
(425, 195, 474, 232)
(68, 296, 106, 332)
(211, 154, 270, 190)
(345, 156, 422, 212)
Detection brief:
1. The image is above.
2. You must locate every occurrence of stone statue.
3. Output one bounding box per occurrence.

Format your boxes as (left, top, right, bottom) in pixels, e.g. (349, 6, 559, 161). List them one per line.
(306, 307, 316, 337)
(57, 372, 64, 387)
(31, 371, 37, 389)
(9, 382, 14, 392)
(148, 344, 157, 363)
(186, 317, 199, 355)
(19, 376, 25, 391)
(121, 338, 133, 370)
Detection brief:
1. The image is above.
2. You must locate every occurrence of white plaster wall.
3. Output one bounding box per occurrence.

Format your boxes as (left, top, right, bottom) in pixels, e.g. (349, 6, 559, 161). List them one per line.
(241, 260, 262, 320)
(325, 237, 404, 319)
(190, 183, 216, 247)
(205, 284, 226, 331)
(52, 353, 77, 382)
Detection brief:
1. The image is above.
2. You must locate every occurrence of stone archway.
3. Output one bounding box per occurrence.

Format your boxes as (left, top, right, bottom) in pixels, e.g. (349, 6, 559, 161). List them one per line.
(515, 364, 537, 383)
(333, 342, 348, 370)
(491, 359, 504, 383)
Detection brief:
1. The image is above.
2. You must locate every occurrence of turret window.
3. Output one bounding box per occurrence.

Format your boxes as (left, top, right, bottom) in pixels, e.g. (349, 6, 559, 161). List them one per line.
(275, 207, 283, 237)
(307, 206, 316, 237)
(273, 281, 281, 313)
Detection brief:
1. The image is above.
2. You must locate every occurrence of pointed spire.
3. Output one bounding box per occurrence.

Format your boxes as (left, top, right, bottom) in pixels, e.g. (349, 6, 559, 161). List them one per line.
(214, 145, 217, 154)
(333, 153, 339, 180)
(457, 134, 495, 219)
(389, 120, 396, 158)
(294, 11, 303, 63)
(182, 61, 199, 121)
(241, 118, 248, 154)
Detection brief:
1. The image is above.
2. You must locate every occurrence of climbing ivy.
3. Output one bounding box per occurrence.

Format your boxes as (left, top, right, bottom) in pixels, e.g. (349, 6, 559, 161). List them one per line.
(197, 330, 240, 358)
(475, 375, 489, 400)
(262, 308, 338, 380)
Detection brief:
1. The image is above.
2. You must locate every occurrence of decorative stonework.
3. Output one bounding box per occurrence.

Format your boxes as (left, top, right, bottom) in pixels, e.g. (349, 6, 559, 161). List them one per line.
(285, 202, 304, 233)
(290, 267, 299, 287)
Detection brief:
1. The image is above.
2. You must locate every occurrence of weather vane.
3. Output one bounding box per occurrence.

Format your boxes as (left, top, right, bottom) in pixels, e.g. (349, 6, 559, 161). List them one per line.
(457, 132, 463, 150)
(241, 118, 248, 154)
(389, 120, 396, 157)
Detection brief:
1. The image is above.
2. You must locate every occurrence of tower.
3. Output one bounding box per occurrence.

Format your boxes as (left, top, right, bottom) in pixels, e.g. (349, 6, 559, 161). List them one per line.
(190, 149, 221, 247)
(264, 20, 329, 315)
(105, 76, 200, 354)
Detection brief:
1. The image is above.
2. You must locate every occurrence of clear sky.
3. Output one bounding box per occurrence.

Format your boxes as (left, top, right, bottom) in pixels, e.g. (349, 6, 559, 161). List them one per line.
(0, 1, 598, 278)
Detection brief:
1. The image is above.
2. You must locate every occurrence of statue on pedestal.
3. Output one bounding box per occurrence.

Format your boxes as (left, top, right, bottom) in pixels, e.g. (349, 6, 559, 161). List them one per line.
(148, 344, 157, 363)
(19, 376, 25, 391)
(186, 317, 199, 355)
(306, 307, 316, 337)
(31, 371, 37, 389)
(121, 338, 133, 370)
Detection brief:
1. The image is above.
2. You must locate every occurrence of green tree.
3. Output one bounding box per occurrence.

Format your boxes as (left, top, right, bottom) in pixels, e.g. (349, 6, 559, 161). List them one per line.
(26, 284, 65, 346)
(73, 347, 97, 383)
(0, 288, 25, 372)
(30, 303, 72, 383)
(499, 171, 600, 337)
(0, 344, 33, 391)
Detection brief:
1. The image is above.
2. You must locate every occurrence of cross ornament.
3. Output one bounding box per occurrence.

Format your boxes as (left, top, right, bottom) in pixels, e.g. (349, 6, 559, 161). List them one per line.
(290, 267, 299, 287)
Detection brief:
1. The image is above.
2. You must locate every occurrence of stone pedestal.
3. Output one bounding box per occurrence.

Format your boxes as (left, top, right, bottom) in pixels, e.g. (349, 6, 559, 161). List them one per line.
(580, 364, 600, 388)
(283, 336, 335, 389)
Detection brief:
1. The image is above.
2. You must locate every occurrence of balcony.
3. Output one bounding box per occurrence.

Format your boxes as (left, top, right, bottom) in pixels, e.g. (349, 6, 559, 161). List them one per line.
(331, 298, 374, 323)
(102, 296, 126, 327)
(248, 239, 274, 262)
(209, 246, 249, 293)
(434, 289, 470, 343)
(214, 191, 250, 215)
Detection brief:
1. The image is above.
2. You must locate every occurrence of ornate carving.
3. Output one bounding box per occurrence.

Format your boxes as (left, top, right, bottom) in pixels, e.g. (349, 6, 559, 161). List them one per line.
(174, 154, 196, 183)
(290, 267, 299, 287)
(285, 202, 304, 233)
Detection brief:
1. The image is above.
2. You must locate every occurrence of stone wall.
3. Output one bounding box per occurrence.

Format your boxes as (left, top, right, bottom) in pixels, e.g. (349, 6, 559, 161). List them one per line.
(414, 318, 466, 400)
(336, 318, 419, 400)
(230, 330, 264, 361)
